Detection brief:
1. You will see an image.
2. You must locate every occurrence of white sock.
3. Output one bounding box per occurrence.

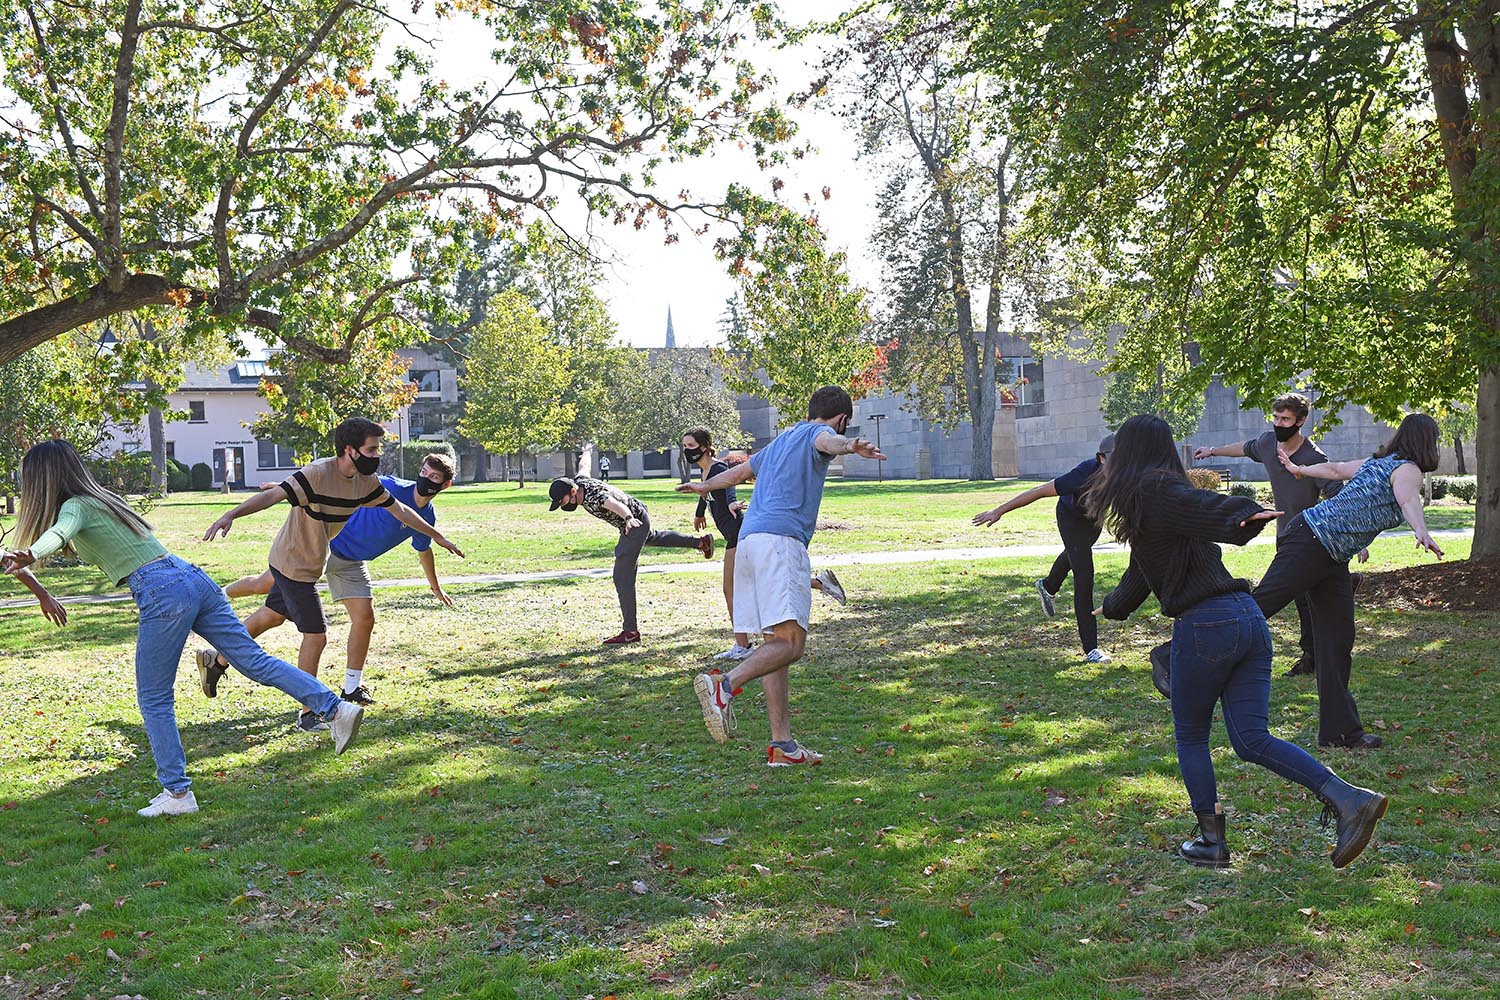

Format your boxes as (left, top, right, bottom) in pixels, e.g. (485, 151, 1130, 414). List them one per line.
(344, 669, 363, 693)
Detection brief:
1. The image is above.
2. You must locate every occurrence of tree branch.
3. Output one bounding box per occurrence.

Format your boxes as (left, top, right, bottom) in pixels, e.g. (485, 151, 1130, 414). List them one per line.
(104, 0, 144, 289)
(22, 2, 105, 231)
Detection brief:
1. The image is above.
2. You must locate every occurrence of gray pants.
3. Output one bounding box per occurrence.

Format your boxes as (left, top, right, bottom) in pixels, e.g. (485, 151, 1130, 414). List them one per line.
(614, 508, 700, 631)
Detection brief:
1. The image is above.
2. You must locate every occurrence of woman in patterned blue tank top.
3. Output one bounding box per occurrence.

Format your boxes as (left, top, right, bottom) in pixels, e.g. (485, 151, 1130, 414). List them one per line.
(1250, 414, 1442, 751)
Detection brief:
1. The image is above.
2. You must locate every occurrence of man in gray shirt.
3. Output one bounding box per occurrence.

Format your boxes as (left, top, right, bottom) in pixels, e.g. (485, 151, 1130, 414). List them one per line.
(1193, 392, 1363, 676)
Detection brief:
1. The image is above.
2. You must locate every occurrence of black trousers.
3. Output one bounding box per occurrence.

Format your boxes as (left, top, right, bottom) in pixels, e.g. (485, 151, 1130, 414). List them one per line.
(1251, 514, 1363, 744)
(1042, 502, 1103, 652)
(613, 508, 700, 632)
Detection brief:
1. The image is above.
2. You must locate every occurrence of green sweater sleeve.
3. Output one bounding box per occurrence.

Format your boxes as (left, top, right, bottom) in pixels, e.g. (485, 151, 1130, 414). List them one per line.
(26, 498, 88, 561)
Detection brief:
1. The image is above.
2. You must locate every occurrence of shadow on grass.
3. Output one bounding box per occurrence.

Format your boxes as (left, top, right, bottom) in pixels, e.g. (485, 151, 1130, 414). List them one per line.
(2, 558, 1498, 998)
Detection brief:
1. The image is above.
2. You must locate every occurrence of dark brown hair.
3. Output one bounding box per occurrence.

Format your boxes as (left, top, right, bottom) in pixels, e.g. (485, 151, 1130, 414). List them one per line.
(334, 417, 385, 456)
(1374, 413, 1440, 473)
(1085, 414, 1186, 544)
(683, 427, 715, 457)
(1272, 393, 1310, 421)
(808, 385, 854, 421)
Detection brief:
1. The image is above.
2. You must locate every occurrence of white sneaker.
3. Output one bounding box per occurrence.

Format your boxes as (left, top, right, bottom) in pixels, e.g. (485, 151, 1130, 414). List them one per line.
(814, 568, 847, 605)
(329, 701, 364, 755)
(137, 789, 199, 818)
(713, 644, 752, 660)
(693, 671, 736, 744)
(1084, 648, 1112, 664)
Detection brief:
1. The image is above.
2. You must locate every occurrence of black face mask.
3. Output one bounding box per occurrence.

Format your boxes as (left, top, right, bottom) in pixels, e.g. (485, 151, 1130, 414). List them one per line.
(351, 452, 380, 476)
(1273, 423, 1300, 443)
(561, 501, 578, 512)
(415, 477, 442, 497)
(683, 447, 704, 462)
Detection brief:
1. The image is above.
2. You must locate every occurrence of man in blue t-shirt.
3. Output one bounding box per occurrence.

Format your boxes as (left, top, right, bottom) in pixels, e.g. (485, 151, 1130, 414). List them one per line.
(207, 453, 458, 704)
(678, 386, 885, 767)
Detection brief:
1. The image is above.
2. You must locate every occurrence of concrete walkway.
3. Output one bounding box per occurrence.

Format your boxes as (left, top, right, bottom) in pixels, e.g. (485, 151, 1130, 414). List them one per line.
(0, 527, 1473, 611)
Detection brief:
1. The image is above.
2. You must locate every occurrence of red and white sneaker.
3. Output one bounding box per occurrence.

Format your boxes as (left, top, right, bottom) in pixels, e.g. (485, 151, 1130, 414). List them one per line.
(693, 670, 737, 743)
(767, 742, 823, 766)
(602, 630, 641, 645)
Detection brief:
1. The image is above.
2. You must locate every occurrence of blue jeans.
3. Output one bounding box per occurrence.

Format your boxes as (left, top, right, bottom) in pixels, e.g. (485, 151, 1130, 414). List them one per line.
(128, 555, 343, 793)
(1169, 591, 1332, 813)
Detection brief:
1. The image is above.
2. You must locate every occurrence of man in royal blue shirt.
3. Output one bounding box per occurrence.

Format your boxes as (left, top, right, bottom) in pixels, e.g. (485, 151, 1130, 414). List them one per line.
(204, 453, 458, 704)
(678, 386, 885, 766)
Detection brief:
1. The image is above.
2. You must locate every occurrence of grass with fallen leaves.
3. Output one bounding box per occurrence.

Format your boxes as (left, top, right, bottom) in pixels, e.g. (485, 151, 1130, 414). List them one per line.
(0, 499, 1495, 998)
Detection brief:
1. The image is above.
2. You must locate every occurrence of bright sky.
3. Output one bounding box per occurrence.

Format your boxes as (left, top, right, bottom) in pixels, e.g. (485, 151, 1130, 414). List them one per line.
(426, 2, 880, 348)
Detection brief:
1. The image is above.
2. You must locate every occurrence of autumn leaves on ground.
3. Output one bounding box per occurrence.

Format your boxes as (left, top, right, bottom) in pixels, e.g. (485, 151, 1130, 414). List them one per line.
(1, 482, 1497, 999)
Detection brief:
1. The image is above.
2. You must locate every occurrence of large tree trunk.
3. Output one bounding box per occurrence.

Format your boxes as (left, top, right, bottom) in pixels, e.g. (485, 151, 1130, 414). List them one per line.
(516, 449, 526, 488)
(1475, 368, 1500, 559)
(469, 444, 490, 483)
(1454, 436, 1467, 475)
(147, 400, 167, 492)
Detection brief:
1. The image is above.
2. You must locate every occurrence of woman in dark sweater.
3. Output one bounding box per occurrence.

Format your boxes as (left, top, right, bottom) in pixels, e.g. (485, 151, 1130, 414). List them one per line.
(1091, 415, 1387, 869)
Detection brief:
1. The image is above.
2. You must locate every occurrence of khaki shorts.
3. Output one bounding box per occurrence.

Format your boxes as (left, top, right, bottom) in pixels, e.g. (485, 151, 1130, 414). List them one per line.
(325, 551, 374, 602)
(732, 532, 812, 635)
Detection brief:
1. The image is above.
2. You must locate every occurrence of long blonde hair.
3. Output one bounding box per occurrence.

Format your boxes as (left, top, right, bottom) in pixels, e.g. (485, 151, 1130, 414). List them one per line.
(13, 440, 152, 553)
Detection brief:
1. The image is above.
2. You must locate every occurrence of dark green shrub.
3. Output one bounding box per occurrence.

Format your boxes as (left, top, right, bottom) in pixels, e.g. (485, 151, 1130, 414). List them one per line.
(1228, 482, 1258, 498)
(1430, 476, 1449, 501)
(190, 462, 214, 490)
(380, 440, 460, 481)
(1449, 476, 1477, 503)
(167, 459, 191, 492)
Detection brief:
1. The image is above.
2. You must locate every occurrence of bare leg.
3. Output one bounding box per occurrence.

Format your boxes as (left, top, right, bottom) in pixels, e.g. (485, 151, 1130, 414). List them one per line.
(723, 547, 749, 648)
(342, 598, 376, 675)
(296, 631, 328, 680)
(725, 620, 805, 744)
(225, 569, 274, 600)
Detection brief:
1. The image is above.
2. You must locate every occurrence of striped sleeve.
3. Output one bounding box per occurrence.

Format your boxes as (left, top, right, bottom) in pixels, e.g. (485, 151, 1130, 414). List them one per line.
(280, 463, 320, 507)
(361, 483, 395, 508)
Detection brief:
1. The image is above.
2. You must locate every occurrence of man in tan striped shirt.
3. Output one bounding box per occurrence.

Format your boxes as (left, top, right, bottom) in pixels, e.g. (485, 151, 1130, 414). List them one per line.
(201, 418, 464, 730)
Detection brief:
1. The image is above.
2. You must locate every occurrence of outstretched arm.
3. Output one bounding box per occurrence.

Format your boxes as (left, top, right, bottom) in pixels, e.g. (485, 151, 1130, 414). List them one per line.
(814, 431, 886, 461)
(389, 501, 464, 558)
(14, 568, 67, 626)
(1280, 451, 1365, 482)
(1392, 464, 1443, 558)
(1193, 442, 1247, 460)
(973, 481, 1059, 527)
(417, 547, 453, 606)
(1098, 557, 1151, 620)
(203, 487, 286, 541)
(678, 460, 755, 496)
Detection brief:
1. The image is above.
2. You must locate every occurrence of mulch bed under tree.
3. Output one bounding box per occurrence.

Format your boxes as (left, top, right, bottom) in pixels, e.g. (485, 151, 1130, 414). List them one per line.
(1357, 556, 1500, 612)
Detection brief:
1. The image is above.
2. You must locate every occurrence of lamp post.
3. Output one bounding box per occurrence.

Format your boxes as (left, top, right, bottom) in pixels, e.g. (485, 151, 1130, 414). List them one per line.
(868, 413, 886, 482)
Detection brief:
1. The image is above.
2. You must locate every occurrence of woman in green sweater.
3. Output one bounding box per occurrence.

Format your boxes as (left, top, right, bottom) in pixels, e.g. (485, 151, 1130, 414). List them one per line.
(2, 441, 364, 818)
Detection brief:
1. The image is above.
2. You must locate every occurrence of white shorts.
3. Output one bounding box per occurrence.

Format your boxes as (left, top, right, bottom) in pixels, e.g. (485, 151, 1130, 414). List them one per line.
(732, 533, 812, 635)
(325, 552, 374, 602)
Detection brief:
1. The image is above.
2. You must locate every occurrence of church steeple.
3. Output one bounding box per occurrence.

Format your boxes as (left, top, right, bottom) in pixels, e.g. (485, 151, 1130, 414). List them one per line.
(665, 305, 676, 348)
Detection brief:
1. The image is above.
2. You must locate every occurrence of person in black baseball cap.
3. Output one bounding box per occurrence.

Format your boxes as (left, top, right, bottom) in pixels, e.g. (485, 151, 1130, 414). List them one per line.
(548, 474, 712, 643)
(971, 433, 1116, 664)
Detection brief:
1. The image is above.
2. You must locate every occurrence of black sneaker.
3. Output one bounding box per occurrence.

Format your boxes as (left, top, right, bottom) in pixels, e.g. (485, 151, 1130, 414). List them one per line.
(197, 648, 229, 698)
(1285, 656, 1315, 678)
(295, 710, 330, 733)
(341, 685, 375, 705)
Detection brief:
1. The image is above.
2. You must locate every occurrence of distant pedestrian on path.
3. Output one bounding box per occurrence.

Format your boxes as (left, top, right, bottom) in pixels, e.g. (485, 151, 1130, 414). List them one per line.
(598, 455, 611, 481)
(681, 386, 885, 766)
(1250, 413, 1444, 751)
(973, 435, 1115, 664)
(2, 441, 365, 818)
(549, 474, 713, 644)
(1090, 415, 1387, 870)
(1190, 393, 1362, 678)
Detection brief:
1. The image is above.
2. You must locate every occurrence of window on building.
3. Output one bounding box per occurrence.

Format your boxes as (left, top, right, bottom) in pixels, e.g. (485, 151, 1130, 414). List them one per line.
(408, 402, 443, 436)
(165, 442, 175, 460)
(257, 440, 299, 469)
(998, 356, 1045, 407)
(410, 369, 442, 393)
(188, 400, 206, 422)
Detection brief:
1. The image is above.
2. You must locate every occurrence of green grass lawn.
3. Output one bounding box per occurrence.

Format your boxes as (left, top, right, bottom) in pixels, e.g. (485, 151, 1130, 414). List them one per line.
(0, 478, 1477, 600)
(1, 514, 1496, 998)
